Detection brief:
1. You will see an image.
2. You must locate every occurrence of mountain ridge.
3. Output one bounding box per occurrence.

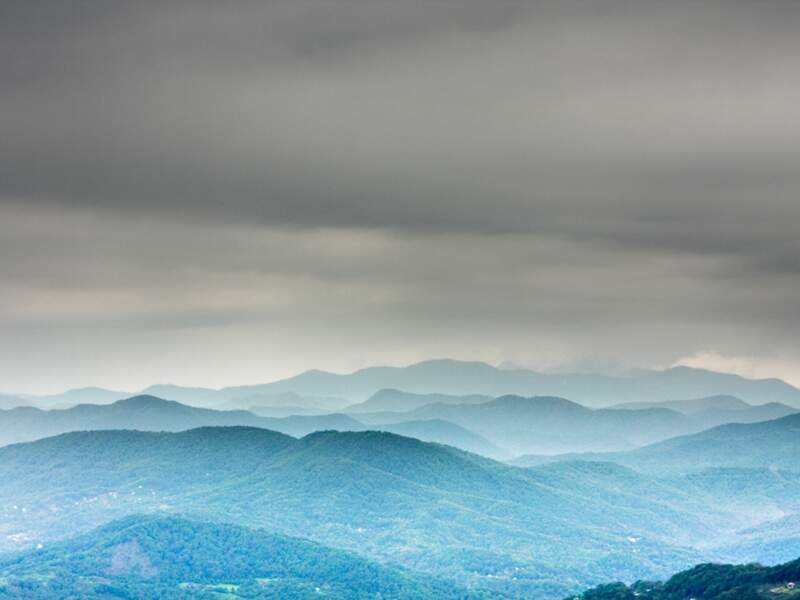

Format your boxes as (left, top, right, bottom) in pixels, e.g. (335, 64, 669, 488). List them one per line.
(513, 412, 800, 475)
(0, 514, 481, 599)
(9, 359, 800, 408)
(0, 425, 736, 598)
(0, 394, 500, 458)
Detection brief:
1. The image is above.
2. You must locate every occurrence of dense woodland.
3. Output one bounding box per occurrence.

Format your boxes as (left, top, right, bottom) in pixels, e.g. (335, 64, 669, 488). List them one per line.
(570, 558, 800, 599)
(0, 515, 485, 599)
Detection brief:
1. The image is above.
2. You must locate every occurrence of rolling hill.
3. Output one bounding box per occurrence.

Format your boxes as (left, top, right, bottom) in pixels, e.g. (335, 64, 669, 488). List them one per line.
(514, 413, 800, 476)
(0, 426, 792, 598)
(609, 413, 800, 475)
(397, 395, 698, 455)
(0, 395, 502, 459)
(0, 514, 479, 599)
(610, 395, 798, 430)
(0, 395, 364, 446)
(690, 403, 797, 430)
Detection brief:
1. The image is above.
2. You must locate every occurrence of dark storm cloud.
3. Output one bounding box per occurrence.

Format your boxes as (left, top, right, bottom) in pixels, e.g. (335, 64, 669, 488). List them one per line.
(1, 0, 799, 391)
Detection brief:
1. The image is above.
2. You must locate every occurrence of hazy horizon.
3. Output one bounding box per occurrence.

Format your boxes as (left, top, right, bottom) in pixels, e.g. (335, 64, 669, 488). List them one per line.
(4, 356, 800, 398)
(3, 0, 799, 393)
(4, 4, 800, 598)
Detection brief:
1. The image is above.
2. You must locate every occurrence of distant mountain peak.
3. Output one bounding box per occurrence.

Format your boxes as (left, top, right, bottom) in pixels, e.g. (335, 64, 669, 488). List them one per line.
(493, 394, 586, 410)
(112, 394, 179, 406)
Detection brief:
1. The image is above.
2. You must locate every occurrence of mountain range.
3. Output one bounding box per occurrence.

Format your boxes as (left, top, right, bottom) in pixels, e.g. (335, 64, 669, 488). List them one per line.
(2, 424, 800, 597)
(352, 394, 795, 456)
(234, 360, 800, 407)
(9, 360, 800, 409)
(2, 391, 796, 459)
(3, 359, 800, 598)
(610, 395, 798, 429)
(383, 395, 696, 455)
(0, 395, 504, 458)
(513, 413, 800, 476)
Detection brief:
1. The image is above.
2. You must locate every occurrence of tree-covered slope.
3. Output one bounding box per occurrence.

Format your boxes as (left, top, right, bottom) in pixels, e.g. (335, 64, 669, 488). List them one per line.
(605, 413, 800, 475)
(3, 426, 798, 598)
(513, 413, 800, 475)
(568, 555, 800, 600)
(0, 515, 483, 599)
(0, 427, 724, 598)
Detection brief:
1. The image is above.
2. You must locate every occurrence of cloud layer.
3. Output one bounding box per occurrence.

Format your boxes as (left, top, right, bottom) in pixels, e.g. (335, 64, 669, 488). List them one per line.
(2, 0, 799, 391)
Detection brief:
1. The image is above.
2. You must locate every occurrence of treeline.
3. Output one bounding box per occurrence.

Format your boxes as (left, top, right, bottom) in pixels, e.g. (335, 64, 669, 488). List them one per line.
(570, 557, 800, 599)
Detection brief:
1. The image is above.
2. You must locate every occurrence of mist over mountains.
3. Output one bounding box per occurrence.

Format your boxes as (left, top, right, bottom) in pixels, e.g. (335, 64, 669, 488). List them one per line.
(10, 360, 800, 410)
(5, 0, 799, 595)
(3, 383, 796, 458)
(1, 360, 800, 598)
(2, 419, 800, 598)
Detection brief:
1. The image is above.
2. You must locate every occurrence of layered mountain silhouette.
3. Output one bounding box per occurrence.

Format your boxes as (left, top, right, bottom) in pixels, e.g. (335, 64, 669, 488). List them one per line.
(0, 393, 31, 410)
(2, 425, 798, 597)
(13, 360, 800, 409)
(388, 395, 698, 454)
(0, 395, 501, 458)
(4, 392, 794, 459)
(243, 360, 800, 406)
(611, 394, 797, 429)
(0, 396, 362, 446)
(612, 394, 752, 413)
(5, 360, 800, 598)
(345, 388, 493, 413)
(514, 413, 800, 475)
(607, 413, 800, 475)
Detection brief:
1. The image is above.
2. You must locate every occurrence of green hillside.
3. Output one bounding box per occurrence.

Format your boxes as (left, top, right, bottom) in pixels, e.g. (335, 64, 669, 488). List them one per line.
(5, 425, 800, 597)
(568, 555, 800, 600)
(0, 427, 727, 598)
(0, 515, 482, 599)
(514, 413, 800, 475)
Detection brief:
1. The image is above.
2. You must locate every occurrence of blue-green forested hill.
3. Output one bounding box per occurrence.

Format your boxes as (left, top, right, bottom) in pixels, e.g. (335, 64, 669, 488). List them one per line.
(0, 515, 487, 599)
(1, 422, 799, 598)
(568, 556, 800, 600)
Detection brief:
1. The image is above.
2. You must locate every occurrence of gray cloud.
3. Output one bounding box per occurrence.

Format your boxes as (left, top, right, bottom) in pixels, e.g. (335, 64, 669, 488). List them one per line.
(1, 0, 799, 391)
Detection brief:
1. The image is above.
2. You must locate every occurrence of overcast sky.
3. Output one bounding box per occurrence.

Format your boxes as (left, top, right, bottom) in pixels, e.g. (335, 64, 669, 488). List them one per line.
(2, 0, 799, 393)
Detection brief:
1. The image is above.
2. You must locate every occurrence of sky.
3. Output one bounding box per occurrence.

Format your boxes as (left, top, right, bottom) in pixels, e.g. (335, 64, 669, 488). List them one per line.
(2, 0, 799, 394)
